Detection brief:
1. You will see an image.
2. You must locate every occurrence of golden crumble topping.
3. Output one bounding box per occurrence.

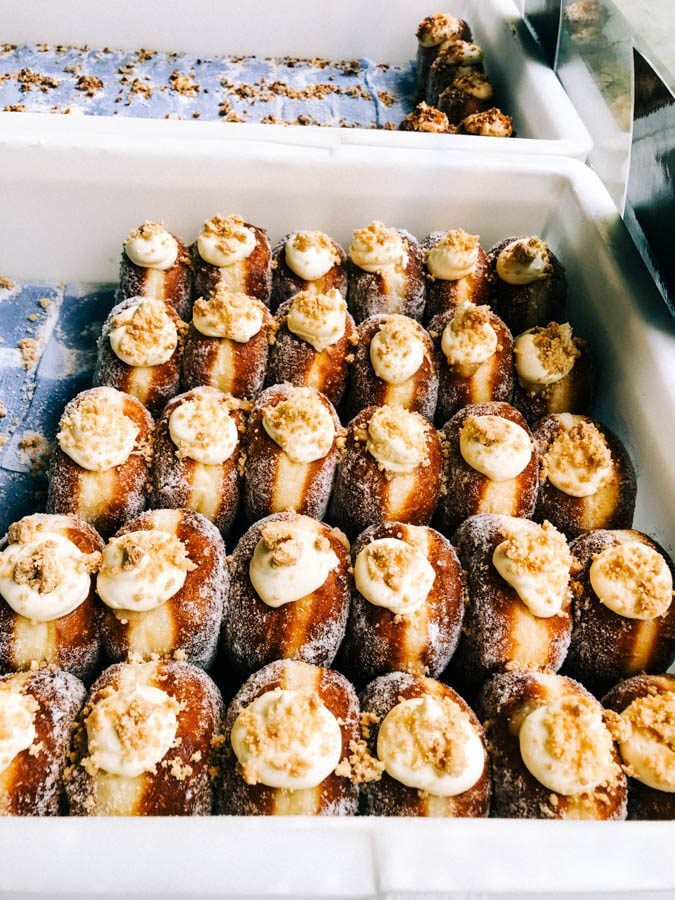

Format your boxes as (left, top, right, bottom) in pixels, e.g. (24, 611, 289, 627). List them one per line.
(461, 108, 513, 137)
(449, 303, 492, 338)
(499, 521, 571, 578)
(58, 391, 137, 460)
(433, 229, 480, 259)
(172, 391, 236, 459)
(461, 414, 513, 447)
(545, 421, 612, 479)
(531, 323, 581, 376)
(451, 70, 493, 96)
(352, 221, 397, 253)
(125, 220, 167, 243)
(106, 531, 196, 579)
(539, 696, 611, 787)
(592, 543, 672, 618)
(416, 13, 464, 44)
(259, 521, 330, 568)
(263, 390, 331, 448)
(386, 696, 470, 777)
(193, 287, 264, 340)
(364, 540, 417, 592)
(367, 405, 429, 470)
(334, 738, 384, 784)
(111, 299, 176, 363)
(8, 518, 42, 545)
(623, 694, 675, 778)
(289, 289, 344, 327)
(201, 215, 253, 255)
(11, 539, 100, 593)
(400, 102, 451, 134)
(288, 230, 336, 257)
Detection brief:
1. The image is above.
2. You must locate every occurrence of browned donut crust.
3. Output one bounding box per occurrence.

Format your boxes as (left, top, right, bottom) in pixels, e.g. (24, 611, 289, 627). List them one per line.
(191, 222, 272, 305)
(429, 307, 513, 426)
(152, 390, 247, 536)
(513, 330, 595, 424)
(339, 522, 465, 685)
(65, 660, 224, 816)
(47, 388, 155, 539)
(270, 233, 347, 310)
(331, 406, 443, 537)
(602, 674, 675, 820)
(450, 514, 572, 691)
(118, 234, 193, 320)
(0, 514, 103, 682)
(422, 233, 489, 323)
(243, 384, 340, 522)
(219, 659, 359, 815)
(533, 415, 637, 539)
(181, 308, 272, 400)
(98, 508, 227, 669)
(94, 297, 187, 417)
(359, 672, 490, 816)
(486, 237, 567, 334)
(346, 315, 439, 420)
(347, 231, 426, 323)
(222, 512, 351, 676)
(565, 530, 675, 693)
(0, 669, 85, 815)
(478, 670, 627, 819)
(426, 45, 484, 107)
(265, 297, 356, 407)
(416, 14, 472, 98)
(437, 82, 491, 125)
(435, 401, 539, 535)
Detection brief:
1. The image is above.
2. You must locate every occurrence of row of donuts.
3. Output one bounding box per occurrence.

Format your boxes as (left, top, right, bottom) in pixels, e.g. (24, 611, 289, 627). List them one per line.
(1, 656, 673, 818)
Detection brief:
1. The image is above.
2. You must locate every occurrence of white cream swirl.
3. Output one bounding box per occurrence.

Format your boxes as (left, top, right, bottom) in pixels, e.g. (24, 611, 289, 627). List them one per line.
(459, 414, 532, 481)
(197, 215, 256, 267)
(285, 231, 337, 281)
(286, 289, 346, 352)
(370, 317, 425, 385)
(57, 387, 139, 472)
(108, 299, 178, 367)
(426, 230, 479, 281)
(124, 222, 178, 270)
(169, 389, 239, 465)
(354, 537, 435, 615)
(496, 237, 550, 285)
(590, 542, 673, 620)
(349, 222, 407, 274)
(0, 687, 37, 773)
(262, 388, 335, 464)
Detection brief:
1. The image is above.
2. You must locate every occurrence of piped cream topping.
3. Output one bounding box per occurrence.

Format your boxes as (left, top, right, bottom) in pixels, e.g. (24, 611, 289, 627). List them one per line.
(0, 532, 99, 622)
(437, 39, 484, 67)
(286, 288, 347, 352)
(230, 688, 342, 789)
(441, 304, 498, 367)
(462, 108, 513, 137)
(124, 221, 178, 270)
(514, 323, 580, 386)
(459, 414, 532, 481)
(96, 530, 196, 613)
(544, 418, 613, 498)
(57, 387, 139, 472)
(426, 230, 480, 281)
(284, 231, 338, 281)
(197, 215, 256, 267)
(496, 237, 550, 285)
(108, 298, 178, 367)
(416, 13, 466, 47)
(0, 685, 37, 773)
(262, 388, 335, 463)
(492, 520, 571, 618)
(366, 405, 429, 474)
(450, 70, 493, 100)
(519, 695, 615, 795)
(369, 316, 426, 385)
(349, 221, 407, 274)
(249, 519, 338, 608)
(86, 683, 179, 778)
(354, 537, 435, 615)
(169, 388, 239, 465)
(192, 288, 265, 342)
(590, 542, 673, 621)
(377, 695, 485, 796)
(618, 692, 675, 792)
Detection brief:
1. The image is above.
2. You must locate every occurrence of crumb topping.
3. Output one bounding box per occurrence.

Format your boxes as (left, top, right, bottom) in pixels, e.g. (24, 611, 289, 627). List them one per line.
(352, 221, 397, 253)
(365, 540, 417, 592)
(334, 738, 384, 783)
(591, 542, 672, 619)
(416, 13, 465, 46)
(461, 107, 513, 137)
(531, 323, 581, 375)
(366, 405, 429, 473)
(623, 693, 674, 759)
(192, 287, 264, 342)
(11, 538, 100, 593)
(110, 299, 177, 367)
(539, 697, 612, 787)
(400, 102, 451, 133)
(201, 215, 252, 254)
(125, 220, 166, 242)
(384, 696, 469, 777)
(104, 531, 196, 581)
(499, 520, 571, 578)
(290, 230, 334, 256)
(546, 422, 612, 482)
(259, 521, 331, 569)
(57, 389, 139, 472)
(262, 388, 334, 462)
(462, 414, 512, 447)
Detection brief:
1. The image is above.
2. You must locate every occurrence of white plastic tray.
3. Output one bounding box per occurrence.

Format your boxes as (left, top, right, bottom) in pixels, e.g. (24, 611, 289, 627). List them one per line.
(0, 136, 673, 897)
(0, 0, 592, 160)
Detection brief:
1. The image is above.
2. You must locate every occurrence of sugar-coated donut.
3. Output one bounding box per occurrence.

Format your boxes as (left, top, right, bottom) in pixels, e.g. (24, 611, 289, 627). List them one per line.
(118, 221, 193, 320)
(437, 70, 494, 124)
(416, 13, 472, 98)
(422, 230, 489, 323)
(426, 40, 485, 106)
(399, 102, 456, 134)
(192, 215, 272, 305)
(271, 231, 347, 310)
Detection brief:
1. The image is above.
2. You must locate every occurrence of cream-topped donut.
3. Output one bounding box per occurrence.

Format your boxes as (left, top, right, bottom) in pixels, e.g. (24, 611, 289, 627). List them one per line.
(262, 387, 335, 464)
(436, 40, 484, 68)
(515, 322, 579, 386)
(197, 214, 256, 268)
(427, 230, 480, 282)
(286, 288, 347, 352)
(108, 298, 178, 367)
(399, 102, 454, 134)
(192, 288, 265, 342)
(441, 303, 498, 366)
(545, 419, 613, 497)
(461, 107, 513, 137)
(369, 316, 426, 385)
(497, 237, 550, 286)
(450, 70, 493, 101)
(349, 221, 407, 274)
(426, 40, 485, 105)
(416, 13, 470, 48)
(367, 405, 430, 475)
(57, 386, 138, 472)
(354, 537, 435, 616)
(459, 414, 532, 481)
(168, 387, 239, 465)
(589, 542, 672, 621)
(271, 231, 347, 311)
(285, 231, 340, 282)
(124, 221, 178, 271)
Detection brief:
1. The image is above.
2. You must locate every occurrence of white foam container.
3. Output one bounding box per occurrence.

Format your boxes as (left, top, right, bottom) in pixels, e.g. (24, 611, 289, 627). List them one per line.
(0, 135, 673, 897)
(0, 0, 592, 160)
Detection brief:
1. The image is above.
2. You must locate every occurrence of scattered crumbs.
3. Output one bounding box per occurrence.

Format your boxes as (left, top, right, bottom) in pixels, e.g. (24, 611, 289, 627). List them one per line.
(169, 70, 200, 96)
(2, 103, 26, 112)
(75, 74, 104, 96)
(0, 434, 8, 448)
(377, 90, 395, 107)
(17, 337, 39, 370)
(129, 78, 152, 99)
(17, 432, 51, 472)
(0, 275, 15, 289)
(38, 297, 51, 309)
(27, 312, 39, 322)
(17, 68, 60, 92)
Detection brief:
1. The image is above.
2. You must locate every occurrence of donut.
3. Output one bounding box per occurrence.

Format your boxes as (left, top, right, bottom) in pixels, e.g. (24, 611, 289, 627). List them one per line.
(478, 670, 627, 819)
(0, 514, 103, 681)
(421, 230, 489, 323)
(430, 303, 513, 424)
(192, 214, 272, 305)
(533, 414, 636, 538)
(436, 401, 539, 534)
(398, 102, 456, 134)
(331, 404, 443, 536)
(94, 296, 186, 416)
(265, 289, 356, 406)
(65, 660, 223, 815)
(271, 231, 347, 310)
(450, 515, 573, 690)
(359, 672, 490, 816)
(243, 384, 340, 522)
(426, 40, 485, 106)
(47, 387, 154, 538)
(415, 13, 472, 98)
(222, 512, 350, 676)
(347, 221, 425, 322)
(460, 108, 514, 137)
(0, 669, 85, 815)
(346, 314, 439, 420)
(486, 236, 567, 333)
(602, 674, 675, 819)
(437, 70, 494, 124)
(565, 529, 675, 692)
(512, 322, 595, 423)
(97, 508, 227, 669)
(219, 659, 360, 815)
(181, 286, 272, 399)
(117, 220, 192, 320)
(339, 522, 465, 685)
(152, 387, 247, 536)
